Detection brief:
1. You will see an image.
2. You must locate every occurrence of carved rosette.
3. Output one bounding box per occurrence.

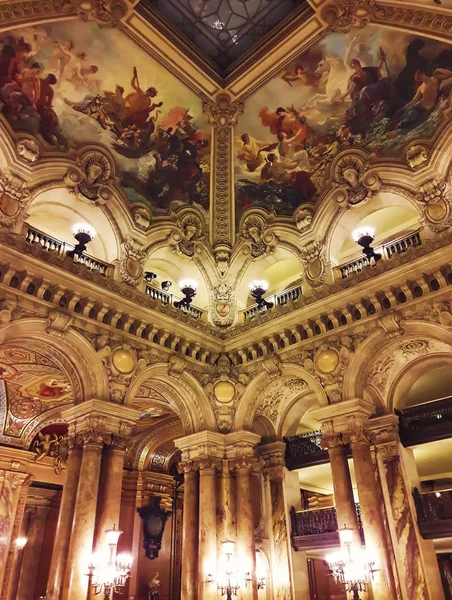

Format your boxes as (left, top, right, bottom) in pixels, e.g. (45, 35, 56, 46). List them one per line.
(300, 240, 328, 287)
(119, 236, 147, 287)
(0, 170, 30, 228)
(203, 93, 244, 271)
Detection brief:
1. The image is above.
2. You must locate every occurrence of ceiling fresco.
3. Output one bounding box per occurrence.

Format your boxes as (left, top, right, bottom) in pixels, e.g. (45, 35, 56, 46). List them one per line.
(0, 344, 73, 440)
(234, 26, 452, 220)
(0, 22, 211, 218)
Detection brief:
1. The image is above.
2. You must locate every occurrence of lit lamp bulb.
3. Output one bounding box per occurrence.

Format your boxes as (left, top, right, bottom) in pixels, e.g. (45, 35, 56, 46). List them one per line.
(352, 226, 381, 263)
(67, 222, 96, 258)
(249, 280, 273, 311)
(174, 279, 197, 309)
(15, 537, 27, 550)
(105, 525, 122, 548)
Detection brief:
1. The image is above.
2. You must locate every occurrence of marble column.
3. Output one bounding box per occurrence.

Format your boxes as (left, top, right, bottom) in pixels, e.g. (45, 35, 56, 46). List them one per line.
(0, 470, 30, 597)
(322, 433, 361, 547)
(16, 504, 50, 600)
(198, 460, 218, 600)
(235, 460, 258, 600)
(180, 461, 199, 600)
(219, 459, 236, 545)
(63, 433, 104, 600)
(94, 437, 126, 552)
(46, 440, 82, 600)
(347, 430, 397, 600)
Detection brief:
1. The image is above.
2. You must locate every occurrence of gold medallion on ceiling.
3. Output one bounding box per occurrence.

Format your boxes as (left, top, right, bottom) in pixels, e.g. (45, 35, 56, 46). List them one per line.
(315, 349, 339, 375)
(111, 347, 136, 375)
(213, 381, 236, 404)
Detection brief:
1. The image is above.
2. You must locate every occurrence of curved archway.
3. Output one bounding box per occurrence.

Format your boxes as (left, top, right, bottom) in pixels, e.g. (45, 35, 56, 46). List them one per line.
(234, 362, 328, 434)
(125, 363, 216, 435)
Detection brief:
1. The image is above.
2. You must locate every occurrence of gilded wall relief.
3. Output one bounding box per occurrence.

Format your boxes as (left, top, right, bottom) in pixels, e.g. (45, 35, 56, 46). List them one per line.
(0, 22, 211, 219)
(235, 26, 452, 221)
(0, 345, 73, 439)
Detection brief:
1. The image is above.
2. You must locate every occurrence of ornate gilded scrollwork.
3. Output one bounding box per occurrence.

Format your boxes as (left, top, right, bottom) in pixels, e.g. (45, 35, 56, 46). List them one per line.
(64, 150, 115, 204)
(241, 212, 277, 259)
(416, 177, 451, 232)
(332, 154, 381, 209)
(300, 240, 328, 287)
(119, 236, 147, 287)
(0, 169, 30, 228)
(211, 283, 235, 327)
(168, 209, 204, 257)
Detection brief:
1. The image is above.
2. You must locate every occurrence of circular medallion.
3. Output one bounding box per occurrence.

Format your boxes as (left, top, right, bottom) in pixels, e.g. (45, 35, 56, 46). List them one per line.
(112, 348, 135, 374)
(307, 258, 323, 280)
(213, 381, 235, 404)
(10, 397, 42, 419)
(315, 349, 339, 374)
(216, 301, 230, 318)
(126, 257, 141, 278)
(427, 201, 447, 222)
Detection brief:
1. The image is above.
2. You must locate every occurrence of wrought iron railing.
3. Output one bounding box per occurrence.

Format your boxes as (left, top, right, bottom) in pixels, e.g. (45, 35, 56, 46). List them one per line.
(25, 225, 111, 276)
(413, 488, 452, 539)
(284, 431, 330, 469)
(290, 504, 364, 548)
(397, 396, 452, 445)
(240, 284, 302, 322)
(145, 285, 203, 320)
(338, 230, 422, 279)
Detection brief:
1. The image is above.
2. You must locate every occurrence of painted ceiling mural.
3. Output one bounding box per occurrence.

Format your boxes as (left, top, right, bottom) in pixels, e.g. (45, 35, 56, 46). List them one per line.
(0, 344, 73, 442)
(235, 26, 452, 220)
(132, 383, 173, 433)
(0, 22, 211, 218)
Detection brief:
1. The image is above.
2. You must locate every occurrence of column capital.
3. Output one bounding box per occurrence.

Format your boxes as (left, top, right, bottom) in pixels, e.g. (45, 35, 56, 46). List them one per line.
(320, 433, 343, 450)
(259, 441, 286, 467)
(230, 455, 264, 472)
(368, 414, 400, 457)
(311, 398, 375, 437)
(63, 399, 141, 440)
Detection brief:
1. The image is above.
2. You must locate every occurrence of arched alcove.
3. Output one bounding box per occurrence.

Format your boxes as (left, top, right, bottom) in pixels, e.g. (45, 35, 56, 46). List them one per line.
(27, 187, 120, 263)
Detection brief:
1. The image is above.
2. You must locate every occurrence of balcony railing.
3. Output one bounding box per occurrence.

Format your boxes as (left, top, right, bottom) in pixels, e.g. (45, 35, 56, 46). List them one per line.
(25, 225, 111, 277)
(397, 396, 452, 446)
(240, 284, 302, 322)
(413, 488, 452, 539)
(145, 284, 203, 320)
(284, 431, 330, 469)
(338, 230, 422, 279)
(290, 504, 364, 551)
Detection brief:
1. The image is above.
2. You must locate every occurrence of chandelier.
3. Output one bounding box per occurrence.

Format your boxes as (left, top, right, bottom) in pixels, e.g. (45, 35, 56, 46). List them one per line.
(327, 526, 378, 600)
(87, 525, 133, 600)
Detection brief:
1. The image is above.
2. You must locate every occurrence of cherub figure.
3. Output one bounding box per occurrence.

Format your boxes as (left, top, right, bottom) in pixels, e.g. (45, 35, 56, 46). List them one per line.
(148, 572, 161, 600)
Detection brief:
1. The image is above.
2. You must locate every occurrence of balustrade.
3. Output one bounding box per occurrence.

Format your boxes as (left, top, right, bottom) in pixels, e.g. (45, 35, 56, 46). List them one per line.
(26, 225, 110, 276)
(397, 396, 452, 445)
(413, 488, 452, 539)
(145, 285, 203, 319)
(284, 431, 329, 469)
(240, 284, 302, 322)
(338, 230, 422, 280)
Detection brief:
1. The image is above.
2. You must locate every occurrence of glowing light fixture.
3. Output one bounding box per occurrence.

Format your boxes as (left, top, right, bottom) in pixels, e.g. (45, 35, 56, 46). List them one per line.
(249, 280, 273, 311)
(88, 525, 132, 600)
(352, 226, 381, 264)
(15, 537, 28, 550)
(174, 279, 197, 310)
(67, 222, 96, 258)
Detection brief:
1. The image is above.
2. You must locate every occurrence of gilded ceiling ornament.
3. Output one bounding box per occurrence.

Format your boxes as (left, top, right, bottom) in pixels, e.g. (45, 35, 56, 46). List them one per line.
(330, 0, 376, 33)
(299, 240, 328, 287)
(119, 236, 147, 287)
(94, 338, 138, 403)
(405, 145, 429, 170)
(64, 150, 114, 205)
(416, 177, 451, 232)
(211, 283, 235, 327)
(0, 169, 30, 229)
(169, 211, 204, 257)
(332, 155, 381, 209)
(16, 138, 39, 163)
(75, 0, 128, 27)
(203, 93, 244, 269)
(132, 205, 151, 230)
(294, 207, 314, 233)
(241, 213, 277, 259)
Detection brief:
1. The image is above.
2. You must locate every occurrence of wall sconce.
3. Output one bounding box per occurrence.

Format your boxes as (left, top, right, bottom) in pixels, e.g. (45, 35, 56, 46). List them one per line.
(144, 271, 157, 284)
(352, 227, 381, 263)
(249, 280, 273, 310)
(327, 525, 377, 600)
(15, 537, 28, 551)
(88, 525, 132, 600)
(174, 279, 197, 309)
(67, 222, 96, 258)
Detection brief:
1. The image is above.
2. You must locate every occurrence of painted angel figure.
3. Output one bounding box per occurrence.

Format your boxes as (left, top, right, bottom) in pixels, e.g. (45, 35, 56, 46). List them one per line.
(35, 432, 59, 461)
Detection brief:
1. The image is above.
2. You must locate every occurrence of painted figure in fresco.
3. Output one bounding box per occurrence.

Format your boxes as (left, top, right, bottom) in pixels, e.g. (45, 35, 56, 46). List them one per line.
(236, 31, 452, 217)
(123, 66, 162, 129)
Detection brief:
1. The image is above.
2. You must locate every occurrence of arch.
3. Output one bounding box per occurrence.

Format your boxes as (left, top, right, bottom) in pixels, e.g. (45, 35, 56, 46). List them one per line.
(234, 362, 328, 433)
(389, 354, 452, 412)
(343, 320, 452, 407)
(0, 318, 109, 403)
(125, 363, 216, 435)
(134, 417, 183, 471)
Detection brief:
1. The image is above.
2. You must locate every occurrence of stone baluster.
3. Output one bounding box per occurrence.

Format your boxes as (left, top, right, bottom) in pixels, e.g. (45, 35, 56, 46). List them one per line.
(179, 460, 199, 600)
(344, 426, 398, 600)
(46, 438, 82, 600)
(63, 430, 104, 600)
(198, 458, 219, 600)
(321, 433, 361, 547)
